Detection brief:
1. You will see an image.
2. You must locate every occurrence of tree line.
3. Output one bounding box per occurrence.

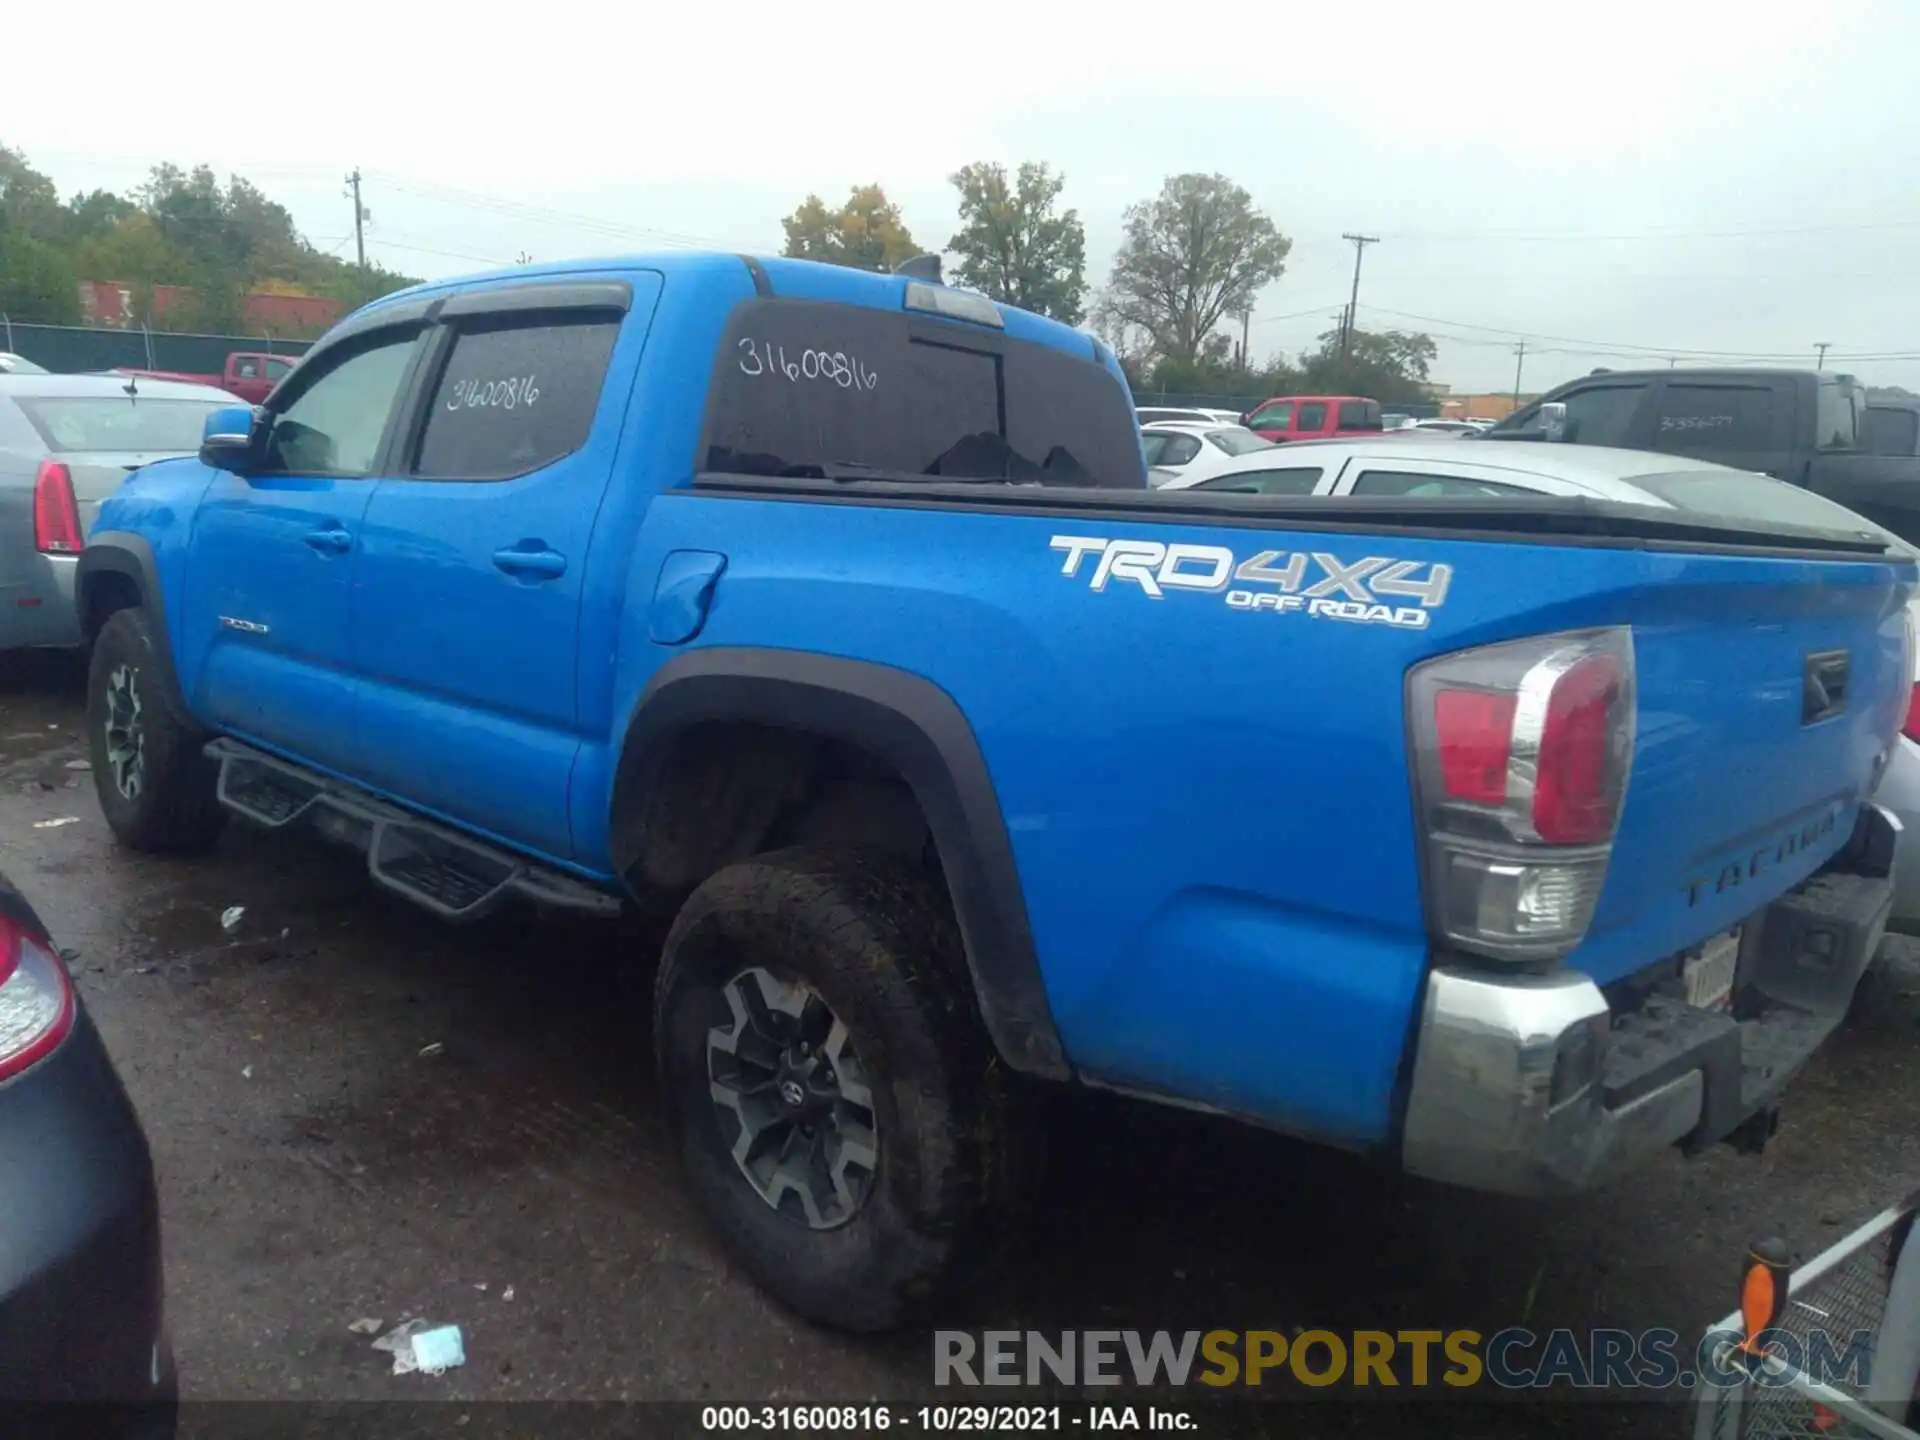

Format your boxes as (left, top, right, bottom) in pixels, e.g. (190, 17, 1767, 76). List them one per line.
(0, 144, 417, 337)
(781, 166, 1438, 403)
(1, 142, 1438, 398)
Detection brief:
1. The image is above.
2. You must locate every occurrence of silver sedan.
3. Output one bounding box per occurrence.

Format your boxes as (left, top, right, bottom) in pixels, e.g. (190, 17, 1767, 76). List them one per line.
(1, 373, 235, 650)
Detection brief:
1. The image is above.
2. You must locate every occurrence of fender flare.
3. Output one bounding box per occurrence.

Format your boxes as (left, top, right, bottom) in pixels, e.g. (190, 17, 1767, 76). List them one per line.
(75, 532, 193, 715)
(612, 648, 1069, 1079)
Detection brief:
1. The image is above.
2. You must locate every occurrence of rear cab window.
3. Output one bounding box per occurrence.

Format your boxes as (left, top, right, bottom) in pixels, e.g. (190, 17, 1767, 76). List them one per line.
(1865, 406, 1920, 456)
(16, 396, 230, 454)
(1206, 429, 1272, 457)
(1626, 470, 1905, 550)
(703, 298, 1142, 486)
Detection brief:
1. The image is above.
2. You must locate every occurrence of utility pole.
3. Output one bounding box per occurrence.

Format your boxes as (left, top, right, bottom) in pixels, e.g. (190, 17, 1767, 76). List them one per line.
(1239, 307, 1251, 369)
(1339, 233, 1379, 360)
(1814, 341, 1831, 370)
(344, 170, 367, 272)
(1511, 340, 1526, 408)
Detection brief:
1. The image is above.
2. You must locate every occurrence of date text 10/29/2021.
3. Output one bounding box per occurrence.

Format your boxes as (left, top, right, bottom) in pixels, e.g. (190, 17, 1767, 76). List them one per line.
(702, 1407, 1195, 1432)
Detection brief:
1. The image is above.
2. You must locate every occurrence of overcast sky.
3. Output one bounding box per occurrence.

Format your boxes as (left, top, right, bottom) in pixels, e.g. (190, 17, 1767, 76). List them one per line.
(10, 0, 1920, 394)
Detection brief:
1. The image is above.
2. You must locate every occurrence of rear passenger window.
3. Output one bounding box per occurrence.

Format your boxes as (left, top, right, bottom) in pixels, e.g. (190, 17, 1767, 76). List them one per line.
(1296, 402, 1327, 430)
(1337, 401, 1381, 430)
(1351, 471, 1534, 498)
(1653, 384, 1778, 451)
(1197, 468, 1321, 495)
(1866, 407, 1920, 456)
(413, 314, 621, 481)
(1158, 434, 1202, 466)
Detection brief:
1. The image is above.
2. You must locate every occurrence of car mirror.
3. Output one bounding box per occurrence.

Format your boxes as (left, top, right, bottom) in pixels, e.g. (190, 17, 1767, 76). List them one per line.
(1538, 402, 1569, 442)
(199, 404, 259, 472)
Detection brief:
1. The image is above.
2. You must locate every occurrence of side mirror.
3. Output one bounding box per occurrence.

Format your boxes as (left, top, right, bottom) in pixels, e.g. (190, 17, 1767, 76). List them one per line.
(1539, 401, 1568, 442)
(200, 404, 259, 472)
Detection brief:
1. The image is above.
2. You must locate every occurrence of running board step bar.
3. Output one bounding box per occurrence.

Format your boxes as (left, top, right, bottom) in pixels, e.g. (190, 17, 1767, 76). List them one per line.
(205, 738, 622, 923)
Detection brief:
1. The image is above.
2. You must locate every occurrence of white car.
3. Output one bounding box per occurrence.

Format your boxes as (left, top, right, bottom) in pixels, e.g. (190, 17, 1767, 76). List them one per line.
(1408, 418, 1481, 436)
(1140, 421, 1275, 487)
(1170, 436, 1920, 928)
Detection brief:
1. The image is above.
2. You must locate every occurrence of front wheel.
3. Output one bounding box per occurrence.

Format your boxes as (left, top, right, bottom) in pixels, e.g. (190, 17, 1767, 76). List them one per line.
(654, 847, 1023, 1331)
(86, 608, 226, 853)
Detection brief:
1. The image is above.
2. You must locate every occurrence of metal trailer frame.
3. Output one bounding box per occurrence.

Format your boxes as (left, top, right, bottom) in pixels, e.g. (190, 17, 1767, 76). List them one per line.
(1694, 1191, 1920, 1440)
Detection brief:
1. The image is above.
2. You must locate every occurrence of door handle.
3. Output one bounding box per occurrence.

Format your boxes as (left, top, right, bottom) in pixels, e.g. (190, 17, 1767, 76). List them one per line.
(304, 526, 352, 555)
(492, 546, 567, 579)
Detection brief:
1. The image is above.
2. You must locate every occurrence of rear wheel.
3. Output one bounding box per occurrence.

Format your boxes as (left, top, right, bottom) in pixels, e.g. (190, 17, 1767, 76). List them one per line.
(86, 608, 225, 853)
(654, 847, 1022, 1331)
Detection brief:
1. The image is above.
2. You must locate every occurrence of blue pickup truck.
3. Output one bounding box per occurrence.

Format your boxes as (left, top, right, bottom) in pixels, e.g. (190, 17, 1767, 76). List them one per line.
(73, 253, 1915, 1331)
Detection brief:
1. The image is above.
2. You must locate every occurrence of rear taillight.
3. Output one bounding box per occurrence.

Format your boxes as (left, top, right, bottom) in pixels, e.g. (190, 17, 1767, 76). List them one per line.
(1904, 683, 1920, 743)
(0, 914, 75, 1083)
(32, 460, 82, 554)
(1409, 628, 1636, 963)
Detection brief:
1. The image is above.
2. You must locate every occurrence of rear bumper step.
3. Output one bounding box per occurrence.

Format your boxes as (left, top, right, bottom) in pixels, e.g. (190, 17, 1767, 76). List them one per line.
(205, 739, 621, 923)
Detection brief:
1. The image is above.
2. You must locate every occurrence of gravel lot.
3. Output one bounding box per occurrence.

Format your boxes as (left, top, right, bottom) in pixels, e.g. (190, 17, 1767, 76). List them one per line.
(3, 653, 1917, 1437)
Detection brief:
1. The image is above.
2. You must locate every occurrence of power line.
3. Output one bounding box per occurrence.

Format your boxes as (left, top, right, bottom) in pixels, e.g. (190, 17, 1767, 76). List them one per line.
(1375, 216, 1920, 244)
(366, 172, 753, 252)
(1352, 302, 1920, 363)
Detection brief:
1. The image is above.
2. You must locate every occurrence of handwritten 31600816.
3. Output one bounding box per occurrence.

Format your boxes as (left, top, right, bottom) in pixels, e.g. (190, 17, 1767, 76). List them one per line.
(445, 375, 540, 412)
(738, 338, 877, 392)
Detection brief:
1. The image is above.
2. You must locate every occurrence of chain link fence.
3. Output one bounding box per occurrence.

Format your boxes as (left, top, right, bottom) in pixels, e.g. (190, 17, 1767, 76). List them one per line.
(0, 319, 312, 376)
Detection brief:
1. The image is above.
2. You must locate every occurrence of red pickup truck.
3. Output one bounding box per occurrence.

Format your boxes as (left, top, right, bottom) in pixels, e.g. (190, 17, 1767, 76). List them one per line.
(1241, 394, 1384, 442)
(113, 351, 296, 406)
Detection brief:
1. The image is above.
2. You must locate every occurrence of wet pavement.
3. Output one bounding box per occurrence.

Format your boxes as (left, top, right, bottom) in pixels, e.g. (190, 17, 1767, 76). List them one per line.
(3, 651, 1919, 1433)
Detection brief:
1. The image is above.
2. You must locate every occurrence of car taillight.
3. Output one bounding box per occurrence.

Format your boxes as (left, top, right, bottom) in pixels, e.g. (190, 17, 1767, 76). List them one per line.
(1409, 628, 1636, 963)
(0, 913, 75, 1083)
(33, 460, 82, 554)
(1904, 683, 1920, 744)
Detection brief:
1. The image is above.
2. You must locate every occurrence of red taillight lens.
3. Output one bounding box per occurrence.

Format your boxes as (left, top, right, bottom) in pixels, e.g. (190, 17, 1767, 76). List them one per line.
(1435, 689, 1517, 804)
(0, 915, 75, 1083)
(1903, 683, 1920, 743)
(1409, 628, 1636, 962)
(32, 460, 82, 554)
(1534, 651, 1628, 844)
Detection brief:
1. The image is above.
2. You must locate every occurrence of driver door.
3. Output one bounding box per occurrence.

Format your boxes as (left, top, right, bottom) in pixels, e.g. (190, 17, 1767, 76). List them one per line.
(178, 321, 427, 775)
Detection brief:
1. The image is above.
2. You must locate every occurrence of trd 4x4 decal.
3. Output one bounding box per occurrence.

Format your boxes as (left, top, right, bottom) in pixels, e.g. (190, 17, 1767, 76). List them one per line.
(1049, 535, 1452, 630)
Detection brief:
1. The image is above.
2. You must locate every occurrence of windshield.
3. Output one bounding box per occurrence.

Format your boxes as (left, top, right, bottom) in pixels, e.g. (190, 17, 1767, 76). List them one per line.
(1628, 469, 1909, 553)
(704, 298, 1143, 486)
(1207, 429, 1273, 456)
(1140, 432, 1175, 465)
(15, 396, 227, 454)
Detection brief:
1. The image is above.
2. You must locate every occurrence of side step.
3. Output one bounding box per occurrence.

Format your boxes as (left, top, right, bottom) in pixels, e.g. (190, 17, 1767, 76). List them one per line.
(205, 738, 622, 924)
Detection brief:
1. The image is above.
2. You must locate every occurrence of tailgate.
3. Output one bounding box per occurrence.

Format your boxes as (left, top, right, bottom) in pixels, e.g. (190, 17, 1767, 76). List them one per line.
(1574, 551, 1911, 985)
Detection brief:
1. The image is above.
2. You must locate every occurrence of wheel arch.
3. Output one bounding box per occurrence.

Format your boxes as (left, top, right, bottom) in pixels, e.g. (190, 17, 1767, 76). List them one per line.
(75, 532, 193, 715)
(611, 648, 1068, 1079)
